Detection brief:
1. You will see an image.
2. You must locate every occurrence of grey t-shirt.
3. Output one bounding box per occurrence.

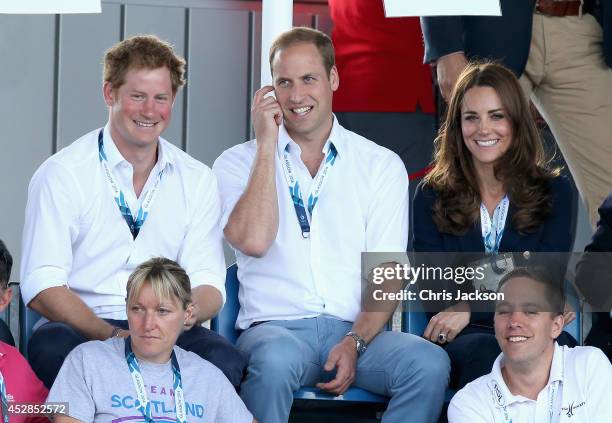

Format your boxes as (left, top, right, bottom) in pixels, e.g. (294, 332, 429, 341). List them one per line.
(48, 338, 252, 423)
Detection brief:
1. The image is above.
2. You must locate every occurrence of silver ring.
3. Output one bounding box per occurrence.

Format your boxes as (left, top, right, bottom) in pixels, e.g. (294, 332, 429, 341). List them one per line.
(437, 333, 447, 343)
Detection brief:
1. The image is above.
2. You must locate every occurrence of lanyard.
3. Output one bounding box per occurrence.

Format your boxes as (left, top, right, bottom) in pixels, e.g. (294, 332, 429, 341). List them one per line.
(280, 142, 337, 238)
(98, 129, 164, 239)
(0, 371, 8, 423)
(480, 195, 509, 254)
(124, 337, 187, 423)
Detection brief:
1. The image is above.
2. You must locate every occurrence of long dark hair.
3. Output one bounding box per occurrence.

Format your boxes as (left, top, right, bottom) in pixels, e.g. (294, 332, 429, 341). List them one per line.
(424, 62, 559, 235)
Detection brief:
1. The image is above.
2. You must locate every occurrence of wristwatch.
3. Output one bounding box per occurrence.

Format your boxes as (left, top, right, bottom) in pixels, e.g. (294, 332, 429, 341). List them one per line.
(345, 331, 367, 356)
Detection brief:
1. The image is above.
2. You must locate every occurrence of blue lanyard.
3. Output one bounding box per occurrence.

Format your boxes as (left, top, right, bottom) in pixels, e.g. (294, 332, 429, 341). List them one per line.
(280, 142, 338, 238)
(480, 196, 509, 254)
(0, 370, 8, 423)
(98, 129, 164, 239)
(124, 337, 187, 423)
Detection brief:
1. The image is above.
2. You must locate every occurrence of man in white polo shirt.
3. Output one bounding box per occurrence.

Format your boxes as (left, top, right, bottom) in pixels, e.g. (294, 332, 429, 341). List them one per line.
(213, 27, 450, 423)
(20, 35, 246, 389)
(448, 267, 612, 422)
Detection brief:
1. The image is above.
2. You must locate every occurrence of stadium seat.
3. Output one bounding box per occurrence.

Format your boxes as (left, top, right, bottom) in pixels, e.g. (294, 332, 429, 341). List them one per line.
(18, 296, 41, 357)
(211, 263, 389, 404)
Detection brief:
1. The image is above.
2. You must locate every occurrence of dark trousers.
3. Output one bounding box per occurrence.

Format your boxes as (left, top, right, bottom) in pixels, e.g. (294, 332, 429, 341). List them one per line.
(28, 319, 247, 389)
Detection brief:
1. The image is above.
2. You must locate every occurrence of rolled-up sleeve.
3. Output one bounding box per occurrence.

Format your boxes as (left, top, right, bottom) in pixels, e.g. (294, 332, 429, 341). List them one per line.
(20, 160, 82, 305)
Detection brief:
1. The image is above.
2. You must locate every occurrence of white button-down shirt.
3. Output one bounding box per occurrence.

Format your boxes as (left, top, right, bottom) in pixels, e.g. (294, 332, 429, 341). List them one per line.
(21, 125, 226, 320)
(448, 343, 612, 422)
(214, 117, 408, 329)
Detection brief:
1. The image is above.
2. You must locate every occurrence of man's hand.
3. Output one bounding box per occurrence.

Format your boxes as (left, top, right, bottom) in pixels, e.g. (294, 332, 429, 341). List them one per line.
(423, 302, 470, 344)
(183, 302, 197, 331)
(316, 336, 358, 395)
(436, 52, 468, 101)
(252, 85, 282, 144)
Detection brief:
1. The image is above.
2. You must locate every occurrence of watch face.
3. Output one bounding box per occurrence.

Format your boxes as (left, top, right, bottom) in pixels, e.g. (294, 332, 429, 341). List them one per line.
(357, 340, 367, 354)
(346, 332, 367, 355)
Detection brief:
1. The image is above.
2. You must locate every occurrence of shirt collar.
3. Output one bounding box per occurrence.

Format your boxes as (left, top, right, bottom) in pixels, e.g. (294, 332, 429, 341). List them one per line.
(490, 352, 519, 407)
(548, 342, 564, 384)
(102, 123, 174, 172)
(490, 342, 563, 407)
(275, 114, 344, 160)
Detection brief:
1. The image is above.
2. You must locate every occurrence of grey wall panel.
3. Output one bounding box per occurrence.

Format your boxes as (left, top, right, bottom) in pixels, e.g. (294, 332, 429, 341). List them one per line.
(125, 4, 187, 148)
(0, 15, 56, 280)
(56, 4, 122, 149)
(186, 8, 250, 166)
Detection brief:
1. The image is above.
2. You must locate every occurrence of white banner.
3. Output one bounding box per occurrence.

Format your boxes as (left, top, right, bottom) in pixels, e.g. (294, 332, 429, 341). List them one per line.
(383, 0, 501, 17)
(0, 0, 101, 14)
(260, 0, 293, 87)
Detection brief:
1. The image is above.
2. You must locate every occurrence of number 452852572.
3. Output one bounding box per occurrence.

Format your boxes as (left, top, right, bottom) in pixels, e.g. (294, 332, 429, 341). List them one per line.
(7, 402, 68, 416)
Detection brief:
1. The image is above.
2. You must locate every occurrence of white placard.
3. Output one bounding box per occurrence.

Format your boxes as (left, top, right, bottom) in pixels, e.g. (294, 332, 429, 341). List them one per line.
(0, 0, 101, 14)
(260, 0, 293, 87)
(383, 0, 501, 17)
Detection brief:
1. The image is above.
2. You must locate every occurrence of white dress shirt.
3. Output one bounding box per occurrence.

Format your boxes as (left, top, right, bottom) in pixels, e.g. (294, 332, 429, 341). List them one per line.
(214, 117, 408, 329)
(448, 343, 612, 423)
(21, 125, 226, 320)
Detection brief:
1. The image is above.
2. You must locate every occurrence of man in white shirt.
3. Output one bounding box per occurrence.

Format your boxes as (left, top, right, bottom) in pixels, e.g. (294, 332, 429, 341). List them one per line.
(213, 27, 450, 423)
(20, 35, 246, 389)
(448, 267, 612, 422)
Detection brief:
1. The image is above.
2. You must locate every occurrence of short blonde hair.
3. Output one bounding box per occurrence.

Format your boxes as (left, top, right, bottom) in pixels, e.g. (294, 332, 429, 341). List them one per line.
(126, 258, 191, 309)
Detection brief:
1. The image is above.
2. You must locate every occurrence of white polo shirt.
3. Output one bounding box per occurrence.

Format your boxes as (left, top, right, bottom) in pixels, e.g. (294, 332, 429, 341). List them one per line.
(21, 125, 226, 320)
(448, 343, 612, 423)
(213, 117, 408, 329)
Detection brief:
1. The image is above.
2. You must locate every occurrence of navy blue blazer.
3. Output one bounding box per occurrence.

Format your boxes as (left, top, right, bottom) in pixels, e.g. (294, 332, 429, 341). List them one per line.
(412, 176, 574, 254)
(421, 0, 612, 72)
(412, 176, 574, 323)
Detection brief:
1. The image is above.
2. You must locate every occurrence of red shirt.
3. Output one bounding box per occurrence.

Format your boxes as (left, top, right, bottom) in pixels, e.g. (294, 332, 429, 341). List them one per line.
(0, 342, 49, 423)
(329, 0, 435, 113)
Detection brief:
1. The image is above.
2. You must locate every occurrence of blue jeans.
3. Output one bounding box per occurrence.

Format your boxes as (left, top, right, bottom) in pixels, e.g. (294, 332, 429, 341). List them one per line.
(237, 316, 450, 423)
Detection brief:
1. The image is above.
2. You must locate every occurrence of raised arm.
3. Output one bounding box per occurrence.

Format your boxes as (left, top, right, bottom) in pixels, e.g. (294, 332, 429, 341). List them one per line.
(222, 86, 282, 257)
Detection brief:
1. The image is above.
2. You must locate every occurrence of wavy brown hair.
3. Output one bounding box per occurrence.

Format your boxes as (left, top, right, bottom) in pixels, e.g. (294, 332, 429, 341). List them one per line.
(424, 62, 559, 235)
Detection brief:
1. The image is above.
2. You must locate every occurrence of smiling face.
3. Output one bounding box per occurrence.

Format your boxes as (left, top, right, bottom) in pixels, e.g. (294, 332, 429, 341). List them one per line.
(272, 42, 339, 145)
(494, 276, 563, 369)
(461, 86, 513, 173)
(103, 66, 174, 155)
(127, 282, 190, 363)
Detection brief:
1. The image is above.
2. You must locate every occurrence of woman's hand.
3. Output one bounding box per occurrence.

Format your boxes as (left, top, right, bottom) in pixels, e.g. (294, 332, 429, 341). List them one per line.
(563, 302, 576, 326)
(423, 301, 471, 344)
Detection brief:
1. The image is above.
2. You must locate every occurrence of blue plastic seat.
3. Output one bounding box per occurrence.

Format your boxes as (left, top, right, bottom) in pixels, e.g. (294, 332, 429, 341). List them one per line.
(18, 296, 41, 357)
(211, 263, 389, 404)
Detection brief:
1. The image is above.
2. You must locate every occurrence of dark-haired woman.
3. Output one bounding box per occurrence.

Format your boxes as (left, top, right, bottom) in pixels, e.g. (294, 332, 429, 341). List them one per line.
(412, 62, 575, 390)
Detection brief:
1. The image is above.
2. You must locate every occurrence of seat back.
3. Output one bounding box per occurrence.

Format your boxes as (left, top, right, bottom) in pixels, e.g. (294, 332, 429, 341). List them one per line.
(210, 263, 240, 344)
(19, 297, 41, 357)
